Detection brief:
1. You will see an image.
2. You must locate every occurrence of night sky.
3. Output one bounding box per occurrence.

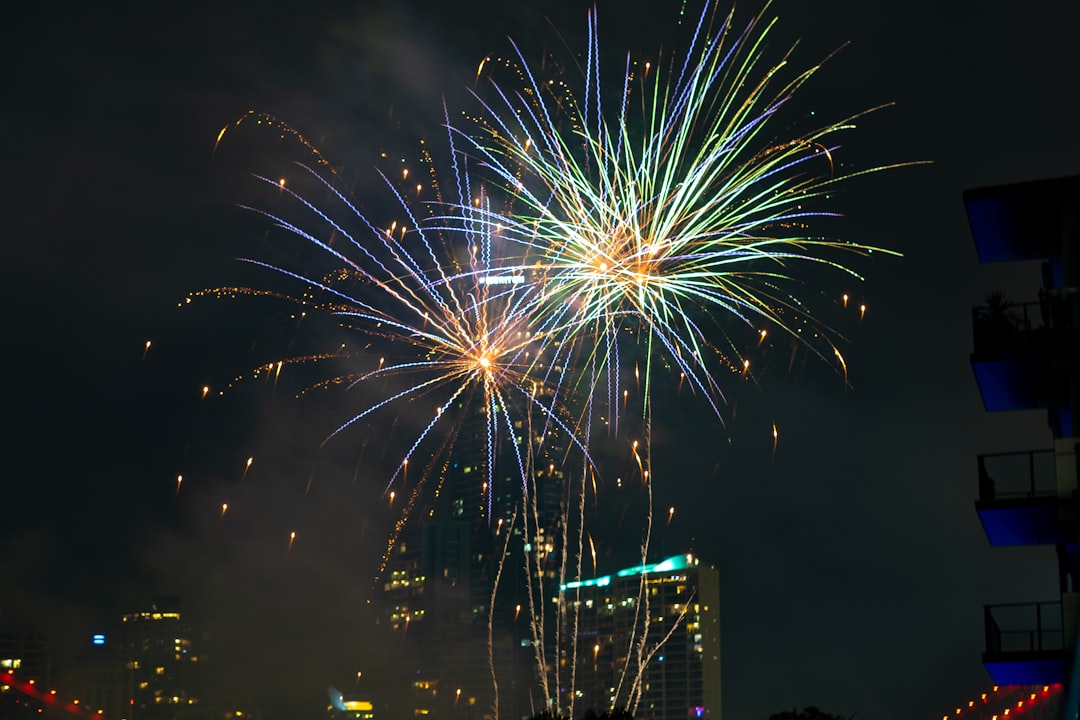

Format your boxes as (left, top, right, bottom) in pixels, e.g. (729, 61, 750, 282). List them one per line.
(5, 1, 1080, 719)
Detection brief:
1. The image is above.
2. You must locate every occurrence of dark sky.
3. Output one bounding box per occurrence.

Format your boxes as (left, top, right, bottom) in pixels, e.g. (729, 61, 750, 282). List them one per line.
(4, 0, 1080, 719)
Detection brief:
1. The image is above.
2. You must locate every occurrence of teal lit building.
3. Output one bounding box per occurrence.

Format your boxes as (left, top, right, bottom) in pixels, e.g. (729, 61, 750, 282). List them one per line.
(561, 554, 721, 720)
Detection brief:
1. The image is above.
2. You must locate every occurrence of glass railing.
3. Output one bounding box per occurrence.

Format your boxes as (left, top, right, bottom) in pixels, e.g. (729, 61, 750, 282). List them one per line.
(978, 449, 1057, 501)
(984, 602, 1064, 655)
(972, 300, 1048, 355)
(972, 290, 1080, 356)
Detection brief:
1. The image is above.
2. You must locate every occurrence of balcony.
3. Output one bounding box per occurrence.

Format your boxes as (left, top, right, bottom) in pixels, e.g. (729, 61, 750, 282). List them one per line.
(976, 449, 1069, 546)
(963, 174, 1079, 275)
(983, 601, 1068, 684)
(970, 298, 1080, 421)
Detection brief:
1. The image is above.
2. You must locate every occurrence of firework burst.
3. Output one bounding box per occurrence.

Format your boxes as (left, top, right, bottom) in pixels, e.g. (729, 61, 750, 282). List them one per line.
(203, 118, 608, 720)
(450, 1, 914, 431)
(202, 0, 914, 716)
(432, 1, 919, 714)
(202, 116, 598, 565)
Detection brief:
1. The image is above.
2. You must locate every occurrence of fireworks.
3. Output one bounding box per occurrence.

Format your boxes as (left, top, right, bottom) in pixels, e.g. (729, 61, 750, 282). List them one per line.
(448, 1, 912, 430)
(249, 163, 587, 484)
(199, 114, 602, 599)
(197, 0, 910, 717)
(434, 1, 911, 714)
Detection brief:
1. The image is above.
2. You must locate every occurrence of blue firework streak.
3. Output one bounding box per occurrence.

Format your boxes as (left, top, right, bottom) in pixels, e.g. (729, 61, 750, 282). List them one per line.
(207, 118, 596, 562)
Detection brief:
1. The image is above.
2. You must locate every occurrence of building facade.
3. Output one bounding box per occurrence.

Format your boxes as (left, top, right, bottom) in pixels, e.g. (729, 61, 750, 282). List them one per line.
(378, 395, 571, 720)
(0, 631, 51, 719)
(963, 175, 1080, 714)
(0, 632, 50, 687)
(119, 597, 206, 720)
(561, 554, 720, 720)
(64, 632, 132, 720)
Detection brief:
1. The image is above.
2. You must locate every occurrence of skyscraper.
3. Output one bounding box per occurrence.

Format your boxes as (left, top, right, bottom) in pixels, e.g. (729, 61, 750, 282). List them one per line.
(561, 554, 721, 720)
(0, 632, 50, 687)
(0, 631, 51, 719)
(119, 597, 205, 720)
(378, 390, 573, 720)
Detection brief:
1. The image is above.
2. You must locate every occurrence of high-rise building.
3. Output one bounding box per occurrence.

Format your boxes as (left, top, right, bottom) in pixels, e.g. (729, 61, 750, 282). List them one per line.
(561, 553, 721, 720)
(379, 392, 572, 720)
(962, 174, 1080, 716)
(119, 597, 206, 720)
(0, 632, 50, 686)
(0, 630, 51, 719)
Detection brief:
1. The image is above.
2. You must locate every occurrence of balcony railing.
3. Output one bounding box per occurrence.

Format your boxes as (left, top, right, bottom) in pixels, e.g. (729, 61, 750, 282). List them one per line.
(972, 291, 1080, 357)
(984, 601, 1064, 655)
(972, 300, 1049, 356)
(978, 449, 1057, 502)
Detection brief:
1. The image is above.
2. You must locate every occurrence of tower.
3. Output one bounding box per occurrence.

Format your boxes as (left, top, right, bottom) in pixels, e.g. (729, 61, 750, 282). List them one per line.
(562, 554, 721, 720)
(119, 597, 205, 720)
(378, 384, 573, 719)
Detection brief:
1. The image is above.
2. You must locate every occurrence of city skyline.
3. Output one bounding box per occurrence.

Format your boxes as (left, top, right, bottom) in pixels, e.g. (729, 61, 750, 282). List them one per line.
(4, 0, 1080, 719)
